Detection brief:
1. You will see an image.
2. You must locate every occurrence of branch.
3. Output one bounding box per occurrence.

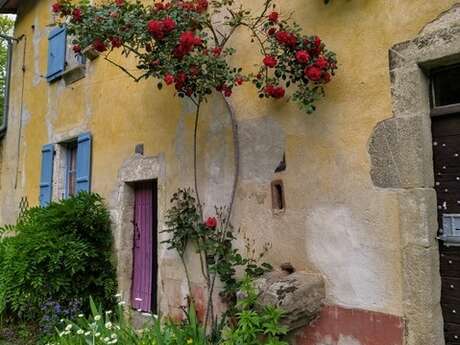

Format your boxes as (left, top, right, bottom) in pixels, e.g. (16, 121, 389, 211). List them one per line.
(104, 51, 147, 82)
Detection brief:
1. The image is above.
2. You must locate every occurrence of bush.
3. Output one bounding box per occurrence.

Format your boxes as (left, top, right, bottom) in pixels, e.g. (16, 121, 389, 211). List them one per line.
(0, 193, 117, 325)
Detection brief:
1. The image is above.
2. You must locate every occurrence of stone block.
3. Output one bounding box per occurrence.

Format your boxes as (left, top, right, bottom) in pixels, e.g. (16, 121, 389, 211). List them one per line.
(250, 271, 325, 331)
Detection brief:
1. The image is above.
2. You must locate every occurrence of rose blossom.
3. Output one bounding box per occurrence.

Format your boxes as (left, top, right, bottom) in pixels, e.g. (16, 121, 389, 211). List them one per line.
(263, 55, 277, 68)
(295, 50, 310, 64)
(205, 217, 217, 229)
(304, 66, 322, 81)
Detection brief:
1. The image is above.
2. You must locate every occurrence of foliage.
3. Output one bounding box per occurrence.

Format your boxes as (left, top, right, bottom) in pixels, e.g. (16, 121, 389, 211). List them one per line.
(39, 299, 83, 336)
(163, 188, 272, 330)
(0, 15, 14, 125)
(49, 297, 209, 345)
(0, 193, 117, 323)
(221, 277, 288, 345)
(52, 0, 337, 113)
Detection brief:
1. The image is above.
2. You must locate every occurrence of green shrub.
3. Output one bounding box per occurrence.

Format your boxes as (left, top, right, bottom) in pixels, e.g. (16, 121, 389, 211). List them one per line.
(0, 193, 117, 322)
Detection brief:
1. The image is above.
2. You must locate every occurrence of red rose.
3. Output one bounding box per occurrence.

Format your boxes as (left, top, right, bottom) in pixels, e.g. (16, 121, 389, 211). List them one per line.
(51, 2, 61, 13)
(190, 66, 200, 76)
(72, 44, 81, 53)
(195, 0, 208, 13)
(174, 72, 187, 90)
(162, 17, 176, 33)
(295, 50, 310, 64)
(205, 217, 217, 229)
(268, 28, 276, 36)
(110, 36, 123, 48)
(315, 56, 329, 69)
(154, 2, 168, 10)
(275, 31, 297, 48)
(235, 76, 244, 85)
(115, 0, 125, 6)
(211, 47, 222, 57)
(164, 73, 174, 85)
(263, 55, 277, 68)
(179, 31, 202, 49)
(92, 38, 107, 52)
(72, 8, 82, 22)
(314, 36, 321, 48)
(304, 66, 322, 81)
(147, 20, 164, 39)
(222, 85, 232, 97)
(265, 85, 285, 99)
(268, 11, 279, 23)
(322, 72, 331, 83)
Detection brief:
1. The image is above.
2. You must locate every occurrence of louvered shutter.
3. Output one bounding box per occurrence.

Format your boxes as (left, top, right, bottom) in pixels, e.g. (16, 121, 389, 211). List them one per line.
(39, 144, 54, 206)
(76, 132, 92, 193)
(46, 27, 67, 82)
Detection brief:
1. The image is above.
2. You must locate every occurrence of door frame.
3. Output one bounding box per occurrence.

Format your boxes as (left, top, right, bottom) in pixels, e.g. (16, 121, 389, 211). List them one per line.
(372, 5, 460, 345)
(111, 154, 166, 315)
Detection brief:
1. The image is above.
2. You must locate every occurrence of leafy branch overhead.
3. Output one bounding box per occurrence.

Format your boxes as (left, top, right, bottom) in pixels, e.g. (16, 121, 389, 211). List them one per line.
(52, 0, 337, 113)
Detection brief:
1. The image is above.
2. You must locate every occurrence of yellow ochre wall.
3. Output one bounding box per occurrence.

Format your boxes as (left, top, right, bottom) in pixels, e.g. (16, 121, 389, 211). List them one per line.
(0, 0, 458, 335)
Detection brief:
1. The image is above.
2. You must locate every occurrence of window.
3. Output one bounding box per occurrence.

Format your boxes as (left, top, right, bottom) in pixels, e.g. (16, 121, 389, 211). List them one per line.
(46, 26, 86, 84)
(65, 141, 78, 197)
(431, 64, 460, 116)
(39, 133, 92, 206)
(0, 33, 13, 138)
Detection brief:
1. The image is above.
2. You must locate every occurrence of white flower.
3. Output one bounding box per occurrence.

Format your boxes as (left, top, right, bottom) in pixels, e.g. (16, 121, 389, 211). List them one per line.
(78, 314, 84, 318)
(104, 337, 110, 342)
(115, 325, 121, 330)
(65, 324, 72, 331)
(60, 319, 65, 323)
(118, 301, 126, 306)
(152, 314, 159, 319)
(84, 331, 91, 336)
(142, 312, 151, 317)
(95, 332, 101, 337)
(110, 340, 118, 344)
(114, 293, 122, 298)
(111, 333, 117, 339)
(105, 321, 113, 329)
(94, 315, 102, 321)
(77, 329, 84, 335)
(137, 309, 142, 312)
(59, 332, 65, 338)
(105, 310, 112, 315)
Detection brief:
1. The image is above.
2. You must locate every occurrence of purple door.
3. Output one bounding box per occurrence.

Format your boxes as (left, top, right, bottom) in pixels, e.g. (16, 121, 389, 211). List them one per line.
(131, 181, 157, 312)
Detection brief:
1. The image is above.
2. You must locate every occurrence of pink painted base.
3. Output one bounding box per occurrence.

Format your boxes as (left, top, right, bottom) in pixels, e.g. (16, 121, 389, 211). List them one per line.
(293, 305, 404, 345)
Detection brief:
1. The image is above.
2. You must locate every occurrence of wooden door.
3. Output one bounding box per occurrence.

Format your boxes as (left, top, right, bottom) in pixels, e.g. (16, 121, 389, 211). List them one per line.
(433, 114, 460, 344)
(131, 181, 157, 312)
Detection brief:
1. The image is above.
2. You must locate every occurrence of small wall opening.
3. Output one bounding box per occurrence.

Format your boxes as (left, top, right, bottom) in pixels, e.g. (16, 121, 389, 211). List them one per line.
(271, 179, 285, 211)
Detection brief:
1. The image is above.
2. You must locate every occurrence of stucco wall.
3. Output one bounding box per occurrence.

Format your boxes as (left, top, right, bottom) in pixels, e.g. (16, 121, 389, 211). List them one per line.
(1, 1, 460, 344)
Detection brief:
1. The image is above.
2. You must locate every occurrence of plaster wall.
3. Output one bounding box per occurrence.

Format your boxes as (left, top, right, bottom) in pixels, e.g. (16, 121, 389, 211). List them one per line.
(1, 1, 460, 344)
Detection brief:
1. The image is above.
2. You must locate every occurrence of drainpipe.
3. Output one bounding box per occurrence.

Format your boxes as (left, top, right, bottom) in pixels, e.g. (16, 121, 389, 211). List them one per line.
(0, 34, 19, 139)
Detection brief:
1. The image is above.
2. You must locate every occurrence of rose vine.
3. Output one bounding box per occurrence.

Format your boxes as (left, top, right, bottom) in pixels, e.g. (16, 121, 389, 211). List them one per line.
(52, 0, 337, 113)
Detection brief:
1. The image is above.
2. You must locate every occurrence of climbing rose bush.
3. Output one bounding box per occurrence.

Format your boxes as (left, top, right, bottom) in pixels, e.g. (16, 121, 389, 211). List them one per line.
(53, 0, 337, 113)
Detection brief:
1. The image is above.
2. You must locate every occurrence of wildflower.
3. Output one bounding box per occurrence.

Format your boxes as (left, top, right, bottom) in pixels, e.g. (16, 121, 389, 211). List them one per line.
(65, 324, 72, 331)
(106, 310, 113, 315)
(78, 314, 84, 318)
(104, 337, 110, 342)
(95, 332, 101, 337)
(85, 331, 91, 336)
(77, 329, 84, 335)
(111, 333, 117, 339)
(105, 321, 113, 329)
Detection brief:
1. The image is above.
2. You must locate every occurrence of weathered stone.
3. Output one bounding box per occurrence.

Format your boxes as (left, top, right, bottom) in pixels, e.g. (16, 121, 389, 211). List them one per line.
(368, 115, 434, 189)
(251, 271, 325, 331)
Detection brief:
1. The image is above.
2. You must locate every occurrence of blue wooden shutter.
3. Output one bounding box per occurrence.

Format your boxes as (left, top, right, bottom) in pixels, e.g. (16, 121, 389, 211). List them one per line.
(76, 132, 92, 193)
(46, 27, 67, 82)
(39, 144, 54, 206)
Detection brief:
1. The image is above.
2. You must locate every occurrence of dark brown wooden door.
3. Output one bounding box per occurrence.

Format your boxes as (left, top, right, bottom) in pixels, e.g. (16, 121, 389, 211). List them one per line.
(433, 114, 460, 344)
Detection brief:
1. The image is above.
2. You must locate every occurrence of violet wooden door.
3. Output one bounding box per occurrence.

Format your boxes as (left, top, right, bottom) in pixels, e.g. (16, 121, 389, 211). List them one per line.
(131, 181, 157, 312)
